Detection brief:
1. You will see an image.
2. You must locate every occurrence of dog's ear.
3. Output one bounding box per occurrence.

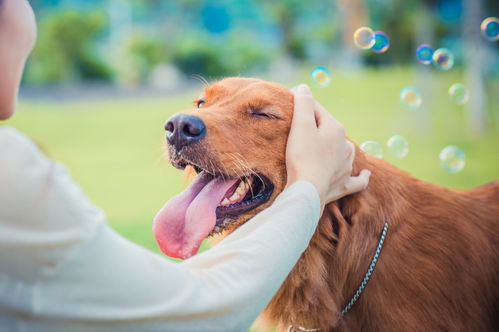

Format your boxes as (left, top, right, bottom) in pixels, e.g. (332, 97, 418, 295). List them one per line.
(183, 165, 197, 184)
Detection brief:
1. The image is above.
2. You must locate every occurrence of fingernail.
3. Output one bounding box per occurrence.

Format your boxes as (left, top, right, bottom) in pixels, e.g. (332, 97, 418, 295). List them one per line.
(296, 84, 311, 95)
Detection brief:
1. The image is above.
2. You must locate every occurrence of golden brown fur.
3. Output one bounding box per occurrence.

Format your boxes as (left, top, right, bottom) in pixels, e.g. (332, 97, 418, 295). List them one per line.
(170, 77, 499, 331)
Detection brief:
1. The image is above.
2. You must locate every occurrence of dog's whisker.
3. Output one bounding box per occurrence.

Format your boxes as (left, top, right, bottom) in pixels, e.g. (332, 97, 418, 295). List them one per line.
(233, 152, 267, 193)
(229, 152, 262, 197)
(228, 155, 251, 188)
(221, 164, 231, 181)
(209, 159, 217, 177)
(191, 74, 209, 87)
(227, 154, 245, 176)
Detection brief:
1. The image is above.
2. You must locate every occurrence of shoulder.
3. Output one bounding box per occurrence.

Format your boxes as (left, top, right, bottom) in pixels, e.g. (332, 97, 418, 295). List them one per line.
(0, 126, 34, 145)
(0, 126, 52, 197)
(0, 126, 44, 163)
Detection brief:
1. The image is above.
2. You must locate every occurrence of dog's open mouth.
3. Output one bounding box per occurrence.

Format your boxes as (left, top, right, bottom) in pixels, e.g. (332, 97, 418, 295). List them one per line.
(153, 158, 273, 259)
(214, 173, 273, 231)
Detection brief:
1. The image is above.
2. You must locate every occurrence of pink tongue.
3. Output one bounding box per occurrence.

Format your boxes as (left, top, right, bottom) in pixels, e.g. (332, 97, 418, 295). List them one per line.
(153, 172, 238, 259)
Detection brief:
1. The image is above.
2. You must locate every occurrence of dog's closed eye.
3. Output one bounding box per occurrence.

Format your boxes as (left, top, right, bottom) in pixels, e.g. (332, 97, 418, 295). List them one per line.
(248, 105, 281, 120)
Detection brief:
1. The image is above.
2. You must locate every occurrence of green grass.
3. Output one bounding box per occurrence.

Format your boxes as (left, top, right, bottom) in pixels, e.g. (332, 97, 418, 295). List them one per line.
(5, 67, 499, 257)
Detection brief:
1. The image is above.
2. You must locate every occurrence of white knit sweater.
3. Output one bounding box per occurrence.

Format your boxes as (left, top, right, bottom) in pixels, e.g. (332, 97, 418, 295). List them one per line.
(0, 126, 320, 332)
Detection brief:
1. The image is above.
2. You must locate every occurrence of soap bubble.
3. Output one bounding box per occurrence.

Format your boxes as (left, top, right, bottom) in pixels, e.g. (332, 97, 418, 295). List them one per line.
(448, 83, 470, 105)
(360, 141, 383, 159)
(416, 44, 434, 64)
(400, 86, 422, 110)
(439, 146, 465, 173)
(371, 31, 390, 53)
(310, 66, 331, 87)
(480, 17, 499, 41)
(386, 135, 409, 159)
(353, 27, 376, 50)
(432, 48, 454, 71)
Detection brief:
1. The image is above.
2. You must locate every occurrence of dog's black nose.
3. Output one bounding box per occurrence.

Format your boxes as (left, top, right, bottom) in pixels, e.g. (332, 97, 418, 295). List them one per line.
(165, 114, 206, 151)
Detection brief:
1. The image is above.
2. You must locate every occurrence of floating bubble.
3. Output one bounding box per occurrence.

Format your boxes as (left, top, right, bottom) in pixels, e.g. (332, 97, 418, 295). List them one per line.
(371, 31, 390, 53)
(310, 66, 331, 87)
(415, 44, 434, 64)
(448, 83, 470, 105)
(432, 48, 454, 71)
(480, 17, 499, 41)
(353, 27, 375, 50)
(360, 141, 383, 159)
(386, 135, 409, 159)
(439, 146, 465, 173)
(400, 86, 422, 110)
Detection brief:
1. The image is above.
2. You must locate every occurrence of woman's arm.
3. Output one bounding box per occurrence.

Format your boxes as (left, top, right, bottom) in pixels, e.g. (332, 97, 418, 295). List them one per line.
(0, 126, 320, 332)
(33, 183, 320, 332)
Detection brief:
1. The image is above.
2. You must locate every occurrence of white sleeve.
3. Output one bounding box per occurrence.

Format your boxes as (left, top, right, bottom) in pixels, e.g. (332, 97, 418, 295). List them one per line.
(0, 126, 104, 280)
(0, 127, 321, 332)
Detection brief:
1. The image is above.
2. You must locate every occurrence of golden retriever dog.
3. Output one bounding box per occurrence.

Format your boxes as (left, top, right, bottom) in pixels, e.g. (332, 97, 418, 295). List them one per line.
(153, 77, 499, 331)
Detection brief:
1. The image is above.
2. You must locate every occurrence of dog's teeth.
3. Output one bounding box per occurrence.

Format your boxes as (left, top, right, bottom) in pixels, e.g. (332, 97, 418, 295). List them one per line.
(220, 180, 250, 207)
(239, 180, 246, 189)
(229, 191, 241, 202)
(233, 180, 246, 196)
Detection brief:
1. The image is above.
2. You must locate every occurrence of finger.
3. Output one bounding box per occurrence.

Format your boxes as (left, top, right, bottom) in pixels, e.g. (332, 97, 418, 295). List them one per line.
(313, 101, 331, 124)
(314, 101, 345, 139)
(292, 84, 316, 129)
(336, 141, 355, 177)
(313, 101, 336, 127)
(295, 84, 312, 96)
(318, 119, 346, 146)
(344, 169, 371, 195)
(312, 101, 327, 127)
(344, 141, 355, 162)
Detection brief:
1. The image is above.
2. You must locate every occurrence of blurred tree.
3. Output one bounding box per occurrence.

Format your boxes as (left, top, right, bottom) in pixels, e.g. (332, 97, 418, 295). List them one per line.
(176, 0, 204, 10)
(463, 0, 487, 134)
(171, 32, 270, 78)
(26, 10, 110, 84)
(336, 0, 367, 67)
(127, 36, 169, 71)
(256, 0, 322, 59)
(414, 0, 438, 135)
(118, 34, 170, 84)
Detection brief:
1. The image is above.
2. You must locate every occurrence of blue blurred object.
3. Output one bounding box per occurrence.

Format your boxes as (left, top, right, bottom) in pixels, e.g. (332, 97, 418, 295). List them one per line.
(201, 2, 231, 34)
(371, 31, 390, 53)
(437, 0, 463, 23)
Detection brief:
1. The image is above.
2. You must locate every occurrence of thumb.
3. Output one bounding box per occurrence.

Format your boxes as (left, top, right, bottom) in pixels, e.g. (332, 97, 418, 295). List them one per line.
(343, 169, 371, 196)
(292, 84, 316, 129)
(326, 169, 371, 203)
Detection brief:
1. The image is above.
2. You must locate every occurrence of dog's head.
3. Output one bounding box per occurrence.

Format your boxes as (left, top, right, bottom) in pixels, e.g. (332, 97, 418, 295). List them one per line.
(154, 77, 297, 259)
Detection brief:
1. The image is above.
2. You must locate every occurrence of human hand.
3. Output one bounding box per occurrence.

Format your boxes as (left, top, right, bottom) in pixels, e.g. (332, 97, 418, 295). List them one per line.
(285, 84, 371, 210)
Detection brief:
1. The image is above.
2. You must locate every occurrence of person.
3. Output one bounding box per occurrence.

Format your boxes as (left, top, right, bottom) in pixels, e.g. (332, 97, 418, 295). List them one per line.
(0, 0, 370, 331)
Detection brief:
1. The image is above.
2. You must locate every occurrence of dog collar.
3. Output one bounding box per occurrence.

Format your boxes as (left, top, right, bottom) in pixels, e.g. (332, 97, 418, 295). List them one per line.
(287, 222, 389, 332)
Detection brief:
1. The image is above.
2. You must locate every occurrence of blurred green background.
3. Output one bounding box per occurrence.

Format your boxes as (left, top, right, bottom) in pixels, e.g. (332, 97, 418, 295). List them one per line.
(7, 0, 499, 251)
(3, 1, 499, 329)
(7, 68, 499, 253)
(6, 0, 498, 251)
